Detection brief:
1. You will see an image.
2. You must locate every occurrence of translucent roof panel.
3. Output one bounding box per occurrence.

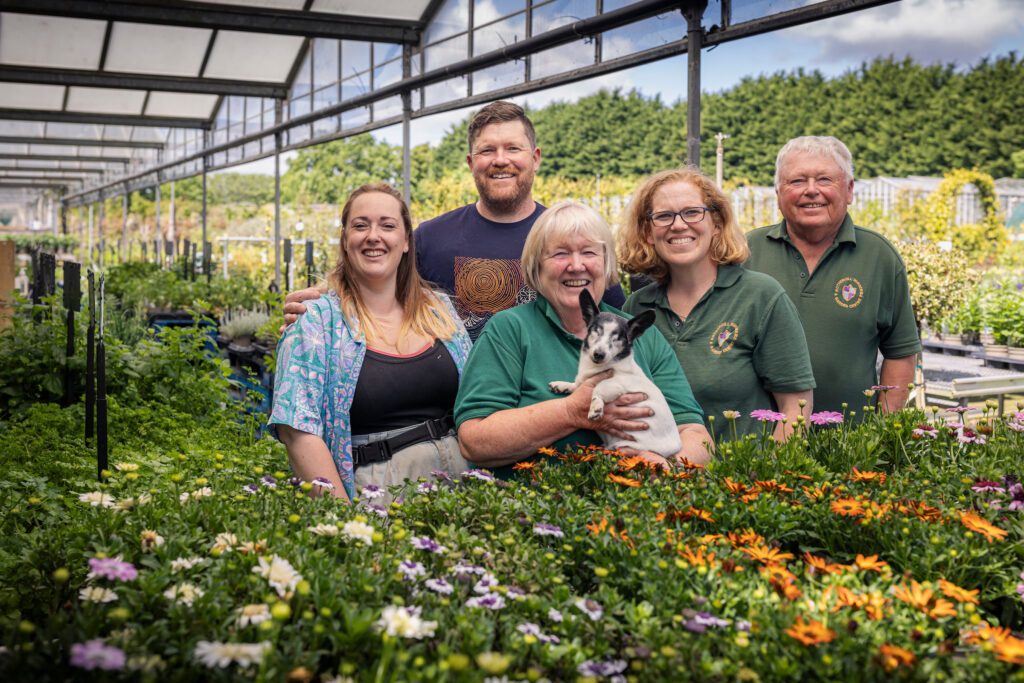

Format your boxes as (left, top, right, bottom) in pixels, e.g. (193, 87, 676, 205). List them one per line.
(28, 144, 77, 156)
(0, 14, 105, 69)
(0, 143, 29, 154)
(132, 127, 172, 143)
(312, 0, 432, 21)
(206, 0, 307, 10)
(66, 88, 147, 115)
(204, 31, 304, 82)
(103, 23, 212, 77)
(2, 83, 65, 111)
(44, 123, 103, 139)
(0, 121, 45, 136)
(146, 92, 220, 119)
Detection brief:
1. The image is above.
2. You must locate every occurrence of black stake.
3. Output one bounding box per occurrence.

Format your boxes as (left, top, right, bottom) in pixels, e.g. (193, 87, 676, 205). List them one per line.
(96, 274, 107, 481)
(283, 238, 292, 292)
(86, 271, 95, 441)
(305, 240, 314, 287)
(63, 262, 81, 408)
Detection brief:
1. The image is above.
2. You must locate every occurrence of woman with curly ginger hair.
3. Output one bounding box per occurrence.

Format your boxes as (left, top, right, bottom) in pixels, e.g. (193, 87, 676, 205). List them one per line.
(617, 168, 815, 441)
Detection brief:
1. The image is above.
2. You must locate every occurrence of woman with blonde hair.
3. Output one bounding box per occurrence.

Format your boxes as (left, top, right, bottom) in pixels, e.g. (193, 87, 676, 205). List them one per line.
(618, 168, 815, 440)
(270, 183, 473, 501)
(456, 200, 711, 474)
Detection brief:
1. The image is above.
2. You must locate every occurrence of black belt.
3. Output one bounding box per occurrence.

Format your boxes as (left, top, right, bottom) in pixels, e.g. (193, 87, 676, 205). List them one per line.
(352, 414, 455, 467)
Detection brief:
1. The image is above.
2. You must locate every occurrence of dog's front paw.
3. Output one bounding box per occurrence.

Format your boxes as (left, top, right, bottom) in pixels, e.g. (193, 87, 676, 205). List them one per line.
(588, 397, 605, 420)
(548, 381, 575, 395)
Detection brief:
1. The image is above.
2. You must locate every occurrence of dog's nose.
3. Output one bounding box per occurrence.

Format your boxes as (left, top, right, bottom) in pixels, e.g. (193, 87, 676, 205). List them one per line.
(592, 351, 605, 362)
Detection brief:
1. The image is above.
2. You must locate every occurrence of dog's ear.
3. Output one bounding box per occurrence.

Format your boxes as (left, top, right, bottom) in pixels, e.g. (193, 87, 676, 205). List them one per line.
(626, 309, 656, 342)
(578, 289, 599, 324)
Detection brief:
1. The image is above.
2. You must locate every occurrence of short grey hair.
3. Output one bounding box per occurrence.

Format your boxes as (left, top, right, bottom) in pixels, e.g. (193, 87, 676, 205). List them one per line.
(774, 136, 854, 189)
(521, 201, 618, 296)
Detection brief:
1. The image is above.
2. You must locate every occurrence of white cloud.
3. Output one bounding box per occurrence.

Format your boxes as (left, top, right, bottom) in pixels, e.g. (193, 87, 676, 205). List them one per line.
(793, 0, 1024, 65)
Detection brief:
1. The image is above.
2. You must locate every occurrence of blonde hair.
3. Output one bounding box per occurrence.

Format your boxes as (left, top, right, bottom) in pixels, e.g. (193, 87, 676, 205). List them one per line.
(617, 168, 749, 285)
(521, 201, 618, 295)
(327, 183, 457, 344)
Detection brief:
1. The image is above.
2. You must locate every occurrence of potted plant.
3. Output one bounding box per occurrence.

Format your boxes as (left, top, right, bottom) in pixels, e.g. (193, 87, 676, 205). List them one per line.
(220, 311, 270, 350)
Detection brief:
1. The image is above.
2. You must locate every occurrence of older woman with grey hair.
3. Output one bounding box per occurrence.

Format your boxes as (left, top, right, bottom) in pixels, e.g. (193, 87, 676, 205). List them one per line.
(455, 201, 711, 476)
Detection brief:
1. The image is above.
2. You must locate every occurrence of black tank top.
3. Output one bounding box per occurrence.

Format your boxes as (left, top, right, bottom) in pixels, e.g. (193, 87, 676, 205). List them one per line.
(349, 339, 459, 435)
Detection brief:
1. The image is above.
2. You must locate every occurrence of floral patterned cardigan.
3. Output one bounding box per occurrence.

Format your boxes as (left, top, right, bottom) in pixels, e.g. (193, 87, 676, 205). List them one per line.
(268, 289, 472, 499)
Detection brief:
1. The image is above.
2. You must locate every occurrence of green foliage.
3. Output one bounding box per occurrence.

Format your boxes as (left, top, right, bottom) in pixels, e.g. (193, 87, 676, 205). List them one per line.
(899, 242, 980, 331)
(281, 134, 402, 205)
(1013, 149, 1024, 178)
(0, 234, 78, 253)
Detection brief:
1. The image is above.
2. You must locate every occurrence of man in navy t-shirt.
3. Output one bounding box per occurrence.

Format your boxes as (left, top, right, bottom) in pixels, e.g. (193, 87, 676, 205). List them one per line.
(283, 101, 624, 339)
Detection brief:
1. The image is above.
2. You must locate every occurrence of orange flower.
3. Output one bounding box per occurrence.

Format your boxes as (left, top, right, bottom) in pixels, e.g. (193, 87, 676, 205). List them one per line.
(607, 473, 640, 487)
(802, 553, 849, 575)
(683, 507, 715, 523)
(739, 491, 759, 503)
(901, 500, 943, 522)
(616, 455, 647, 471)
(783, 470, 815, 481)
(927, 599, 958, 619)
(893, 580, 933, 611)
(849, 467, 887, 484)
(756, 479, 795, 494)
(878, 644, 916, 671)
(785, 616, 836, 646)
(760, 562, 797, 585)
(831, 586, 866, 613)
(854, 554, 888, 573)
(586, 517, 610, 536)
(959, 511, 1008, 543)
(679, 460, 705, 470)
(831, 498, 866, 517)
(512, 461, 538, 470)
(727, 529, 765, 547)
(741, 544, 795, 564)
(993, 636, 1024, 665)
(964, 624, 1012, 645)
(679, 545, 717, 568)
(938, 579, 980, 604)
(722, 477, 747, 495)
(537, 447, 558, 457)
(802, 485, 825, 500)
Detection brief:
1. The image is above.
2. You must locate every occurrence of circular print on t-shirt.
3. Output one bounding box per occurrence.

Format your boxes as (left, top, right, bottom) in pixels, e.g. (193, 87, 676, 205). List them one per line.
(834, 277, 864, 309)
(710, 322, 739, 355)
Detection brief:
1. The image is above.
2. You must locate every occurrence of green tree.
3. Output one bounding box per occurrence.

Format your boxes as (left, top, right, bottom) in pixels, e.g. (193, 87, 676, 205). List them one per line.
(280, 134, 401, 205)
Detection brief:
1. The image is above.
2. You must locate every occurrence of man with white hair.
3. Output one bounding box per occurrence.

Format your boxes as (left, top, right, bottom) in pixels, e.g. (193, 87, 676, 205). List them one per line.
(744, 136, 920, 415)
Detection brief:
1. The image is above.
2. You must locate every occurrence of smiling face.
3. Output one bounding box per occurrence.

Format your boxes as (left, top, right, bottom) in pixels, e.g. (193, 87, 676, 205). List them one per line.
(776, 151, 854, 238)
(342, 191, 409, 287)
(537, 232, 608, 330)
(645, 180, 719, 275)
(467, 120, 541, 219)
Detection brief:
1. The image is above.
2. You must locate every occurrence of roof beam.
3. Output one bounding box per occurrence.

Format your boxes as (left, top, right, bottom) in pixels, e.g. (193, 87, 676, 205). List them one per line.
(0, 180, 69, 188)
(0, 153, 131, 163)
(0, 109, 210, 129)
(0, 65, 288, 98)
(3, 0, 421, 44)
(0, 174, 86, 181)
(0, 165, 110, 174)
(0, 136, 163, 149)
(706, 0, 899, 44)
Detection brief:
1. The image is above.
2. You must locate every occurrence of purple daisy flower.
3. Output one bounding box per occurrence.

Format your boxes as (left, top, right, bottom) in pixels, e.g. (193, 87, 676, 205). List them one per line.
(574, 598, 603, 621)
(242, 483, 260, 495)
(809, 411, 844, 425)
(533, 523, 564, 538)
(410, 536, 447, 554)
(259, 475, 277, 489)
(311, 476, 334, 490)
(70, 640, 125, 671)
(425, 578, 453, 595)
(465, 593, 506, 610)
(462, 469, 495, 482)
(397, 560, 426, 582)
(430, 470, 452, 482)
(359, 485, 384, 499)
(88, 557, 137, 582)
(971, 479, 1006, 494)
(750, 409, 785, 422)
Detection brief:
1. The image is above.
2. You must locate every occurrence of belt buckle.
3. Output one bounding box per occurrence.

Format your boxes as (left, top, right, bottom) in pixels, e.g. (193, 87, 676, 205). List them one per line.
(425, 419, 440, 440)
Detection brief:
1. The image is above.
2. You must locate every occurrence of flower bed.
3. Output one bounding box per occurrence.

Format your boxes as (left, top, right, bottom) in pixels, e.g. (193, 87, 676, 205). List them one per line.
(1, 398, 1023, 681)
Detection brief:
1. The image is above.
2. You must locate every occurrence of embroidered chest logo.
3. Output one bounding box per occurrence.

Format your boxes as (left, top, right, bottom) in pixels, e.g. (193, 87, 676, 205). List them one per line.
(834, 277, 864, 309)
(710, 322, 739, 355)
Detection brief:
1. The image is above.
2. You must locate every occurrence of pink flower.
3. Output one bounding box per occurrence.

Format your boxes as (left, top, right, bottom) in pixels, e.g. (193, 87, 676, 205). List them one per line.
(750, 409, 786, 423)
(809, 411, 844, 425)
(871, 384, 899, 391)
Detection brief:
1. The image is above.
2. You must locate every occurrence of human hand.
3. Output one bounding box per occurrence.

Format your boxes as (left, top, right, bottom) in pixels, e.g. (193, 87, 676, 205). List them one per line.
(563, 371, 652, 439)
(280, 286, 327, 331)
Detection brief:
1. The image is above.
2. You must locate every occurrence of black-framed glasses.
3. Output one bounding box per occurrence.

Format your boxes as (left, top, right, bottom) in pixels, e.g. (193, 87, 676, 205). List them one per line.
(647, 207, 714, 227)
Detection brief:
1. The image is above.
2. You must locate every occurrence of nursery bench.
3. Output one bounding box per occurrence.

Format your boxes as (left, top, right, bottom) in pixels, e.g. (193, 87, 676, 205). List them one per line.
(924, 374, 1024, 416)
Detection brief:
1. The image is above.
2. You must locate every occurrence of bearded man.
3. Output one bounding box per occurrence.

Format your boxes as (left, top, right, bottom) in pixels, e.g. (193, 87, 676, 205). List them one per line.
(285, 101, 624, 341)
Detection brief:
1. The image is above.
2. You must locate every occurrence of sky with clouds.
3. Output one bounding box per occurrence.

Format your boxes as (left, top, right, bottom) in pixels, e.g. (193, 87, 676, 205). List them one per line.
(231, 0, 1023, 174)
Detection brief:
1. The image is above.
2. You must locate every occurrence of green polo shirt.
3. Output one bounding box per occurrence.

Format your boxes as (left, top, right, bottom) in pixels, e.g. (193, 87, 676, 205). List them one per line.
(454, 295, 704, 477)
(623, 265, 815, 440)
(744, 215, 921, 414)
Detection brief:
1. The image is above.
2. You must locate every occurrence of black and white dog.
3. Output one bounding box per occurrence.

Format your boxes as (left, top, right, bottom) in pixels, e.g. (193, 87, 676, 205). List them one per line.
(549, 289, 683, 458)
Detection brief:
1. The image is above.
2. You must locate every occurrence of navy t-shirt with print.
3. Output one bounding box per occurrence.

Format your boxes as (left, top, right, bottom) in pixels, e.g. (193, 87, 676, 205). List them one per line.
(414, 202, 625, 341)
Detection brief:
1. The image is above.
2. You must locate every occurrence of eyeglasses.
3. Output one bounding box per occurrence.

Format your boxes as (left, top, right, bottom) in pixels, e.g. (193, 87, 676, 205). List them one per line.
(647, 207, 714, 227)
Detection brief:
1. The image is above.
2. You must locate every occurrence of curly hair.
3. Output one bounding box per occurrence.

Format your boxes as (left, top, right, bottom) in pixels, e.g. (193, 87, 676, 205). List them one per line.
(617, 168, 749, 285)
